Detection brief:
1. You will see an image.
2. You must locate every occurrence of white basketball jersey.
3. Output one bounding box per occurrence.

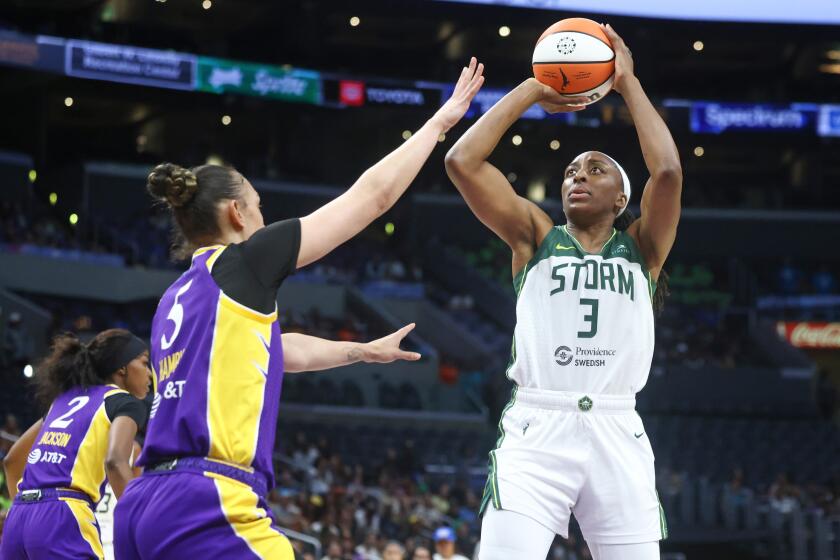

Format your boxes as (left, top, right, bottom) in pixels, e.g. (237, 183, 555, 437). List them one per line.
(96, 483, 116, 551)
(96, 447, 136, 559)
(507, 226, 655, 395)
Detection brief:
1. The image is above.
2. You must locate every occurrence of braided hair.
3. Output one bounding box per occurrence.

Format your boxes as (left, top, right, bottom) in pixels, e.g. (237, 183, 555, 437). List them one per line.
(147, 163, 245, 260)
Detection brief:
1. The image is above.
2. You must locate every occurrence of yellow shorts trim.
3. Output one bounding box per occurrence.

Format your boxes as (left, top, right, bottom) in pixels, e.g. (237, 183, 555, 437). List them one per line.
(60, 498, 104, 560)
(206, 472, 294, 560)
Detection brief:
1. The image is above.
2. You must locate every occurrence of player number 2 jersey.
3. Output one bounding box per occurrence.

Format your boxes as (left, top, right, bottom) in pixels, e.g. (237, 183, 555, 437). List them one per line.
(19, 385, 130, 503)
(507, 226, 656, 395)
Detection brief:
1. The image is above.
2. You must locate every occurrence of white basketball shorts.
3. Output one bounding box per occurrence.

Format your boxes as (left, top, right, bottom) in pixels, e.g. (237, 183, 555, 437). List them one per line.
(480, 387, 667, 545)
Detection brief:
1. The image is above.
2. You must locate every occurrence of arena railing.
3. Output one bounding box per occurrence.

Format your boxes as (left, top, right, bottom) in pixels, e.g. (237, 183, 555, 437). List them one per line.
(275, 526, 321, 559)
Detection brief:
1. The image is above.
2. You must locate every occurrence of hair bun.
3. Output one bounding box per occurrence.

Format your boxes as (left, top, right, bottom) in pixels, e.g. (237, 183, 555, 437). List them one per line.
(147, 163, 199, 208)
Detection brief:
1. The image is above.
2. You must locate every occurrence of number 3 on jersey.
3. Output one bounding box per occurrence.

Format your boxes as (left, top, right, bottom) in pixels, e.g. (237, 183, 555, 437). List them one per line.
(161, 280, 192, 351)
(578, 298, 599, 338)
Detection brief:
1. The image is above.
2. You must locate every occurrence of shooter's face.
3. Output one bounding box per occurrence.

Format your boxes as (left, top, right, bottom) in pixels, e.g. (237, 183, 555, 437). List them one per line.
(561, 151, 626, 223)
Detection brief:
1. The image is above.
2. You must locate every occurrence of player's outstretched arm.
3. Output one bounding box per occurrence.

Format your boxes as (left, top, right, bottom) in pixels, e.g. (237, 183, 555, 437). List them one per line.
(105, 416, 140, 498)
(3, 419, 42, 498)
(445, 78, 586, 274)
(282, 323, 421, 373)
(602, 24, 682, 277)
(295, 58, 485, 269)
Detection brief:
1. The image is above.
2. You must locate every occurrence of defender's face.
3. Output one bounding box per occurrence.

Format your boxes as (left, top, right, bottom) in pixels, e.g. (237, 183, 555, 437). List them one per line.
(239, 177, 265, 240)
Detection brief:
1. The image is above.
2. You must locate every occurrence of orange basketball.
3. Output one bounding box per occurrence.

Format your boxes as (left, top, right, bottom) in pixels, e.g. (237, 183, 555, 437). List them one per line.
(532, 18, 615, 105)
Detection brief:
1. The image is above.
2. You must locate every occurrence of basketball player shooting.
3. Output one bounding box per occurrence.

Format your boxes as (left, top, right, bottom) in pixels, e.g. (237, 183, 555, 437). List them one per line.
(445, 24, 681, 560)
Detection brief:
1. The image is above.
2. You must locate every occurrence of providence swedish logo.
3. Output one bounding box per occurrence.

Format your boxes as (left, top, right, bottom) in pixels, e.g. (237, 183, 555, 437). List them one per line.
(554, 346, 573, 366)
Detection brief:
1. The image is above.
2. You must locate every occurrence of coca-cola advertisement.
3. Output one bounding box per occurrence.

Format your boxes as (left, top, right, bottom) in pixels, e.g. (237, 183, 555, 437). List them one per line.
(777, 322, 840, 349)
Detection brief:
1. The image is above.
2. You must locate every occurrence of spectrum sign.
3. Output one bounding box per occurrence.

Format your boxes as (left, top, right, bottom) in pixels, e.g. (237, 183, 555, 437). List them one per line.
(690, 102, 818, 134)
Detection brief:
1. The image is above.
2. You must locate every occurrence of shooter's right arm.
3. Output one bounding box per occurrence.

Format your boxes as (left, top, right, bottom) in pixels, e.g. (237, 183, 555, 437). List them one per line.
(445, 78, 584, 274)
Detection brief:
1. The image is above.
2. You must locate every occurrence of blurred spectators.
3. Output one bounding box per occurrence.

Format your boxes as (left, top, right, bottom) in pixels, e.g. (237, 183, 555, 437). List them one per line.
(653, 305, 768, 369)
(355, 531, 383, 559)
(273, 430, 484, 560)
(432, 526, 468, 560)
(0, 414, 20, 456)
(382, 541, 405, 560)
(768, 472, 802, 514)
(2, 313, 31, 368)
(411, 546, 432, 560)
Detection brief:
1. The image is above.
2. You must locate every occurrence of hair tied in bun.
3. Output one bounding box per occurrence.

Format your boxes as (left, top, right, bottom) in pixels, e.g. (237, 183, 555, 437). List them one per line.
(146, 163, 199, 208)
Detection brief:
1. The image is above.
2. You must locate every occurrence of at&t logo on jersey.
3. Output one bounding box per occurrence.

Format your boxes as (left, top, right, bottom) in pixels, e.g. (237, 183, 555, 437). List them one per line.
(150, 392, 161, 419)
(39, 451, 68, 464)
(150, 380, 186, 419)
(27, 447, 67, 465)
(162, 381, 186, 400)
(27, 448, 41, 464)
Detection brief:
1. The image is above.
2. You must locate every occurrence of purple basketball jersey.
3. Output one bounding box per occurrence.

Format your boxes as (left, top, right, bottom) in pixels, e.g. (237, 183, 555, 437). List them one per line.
(20, 384, 121, 502)
(140, 246, 285, 489)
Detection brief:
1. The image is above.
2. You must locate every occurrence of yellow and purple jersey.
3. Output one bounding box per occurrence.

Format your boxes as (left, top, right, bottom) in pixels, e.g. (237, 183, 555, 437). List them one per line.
(19, 384, 143, 503)
(140, 242, 290, 488)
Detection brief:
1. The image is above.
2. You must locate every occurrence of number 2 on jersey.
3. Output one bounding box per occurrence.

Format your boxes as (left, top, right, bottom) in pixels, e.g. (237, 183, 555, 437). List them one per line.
(49, 396, 90, 429)
(161, 279, 193, 351)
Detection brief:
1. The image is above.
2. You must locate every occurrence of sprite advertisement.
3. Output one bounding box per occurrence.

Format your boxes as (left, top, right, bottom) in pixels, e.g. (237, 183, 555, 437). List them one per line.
(196, 56, 322, 105)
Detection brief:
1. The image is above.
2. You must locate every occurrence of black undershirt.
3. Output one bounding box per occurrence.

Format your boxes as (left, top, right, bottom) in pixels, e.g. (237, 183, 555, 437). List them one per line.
(104, 393, 148, 431)
(210, 219, 302, 314)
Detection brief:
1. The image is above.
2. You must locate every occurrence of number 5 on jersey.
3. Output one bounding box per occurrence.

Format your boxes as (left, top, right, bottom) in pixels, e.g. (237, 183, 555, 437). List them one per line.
(161, 280, 192, 351)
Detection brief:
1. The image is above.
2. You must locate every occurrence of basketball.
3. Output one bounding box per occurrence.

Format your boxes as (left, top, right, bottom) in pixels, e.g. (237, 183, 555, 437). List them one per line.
(532, 18, 615, 104)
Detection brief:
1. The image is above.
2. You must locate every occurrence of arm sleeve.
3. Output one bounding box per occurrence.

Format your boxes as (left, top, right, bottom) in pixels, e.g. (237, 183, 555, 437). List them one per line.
(104, 393, 148, 431)
(211, 219, 302, 314)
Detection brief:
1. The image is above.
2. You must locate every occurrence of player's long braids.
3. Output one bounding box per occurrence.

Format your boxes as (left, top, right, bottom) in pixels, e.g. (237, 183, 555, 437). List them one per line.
(613, 209, 670, 315)
(34, 329, 131, 410)
(147, 163, 244, 260)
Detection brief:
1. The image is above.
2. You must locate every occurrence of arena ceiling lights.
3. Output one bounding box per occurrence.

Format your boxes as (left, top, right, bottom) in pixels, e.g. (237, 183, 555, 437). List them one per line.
(433, 0, 840, 25)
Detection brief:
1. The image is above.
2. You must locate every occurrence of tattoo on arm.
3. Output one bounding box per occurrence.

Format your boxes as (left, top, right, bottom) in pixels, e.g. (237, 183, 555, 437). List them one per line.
(346, 347, 363, 363)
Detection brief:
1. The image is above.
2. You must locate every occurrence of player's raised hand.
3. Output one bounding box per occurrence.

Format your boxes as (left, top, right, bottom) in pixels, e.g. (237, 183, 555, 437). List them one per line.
(432, 57, 485, 131)
(362, 323, 422, 364)
(601, 23, 635, 95)
(526, 78, 589, 114)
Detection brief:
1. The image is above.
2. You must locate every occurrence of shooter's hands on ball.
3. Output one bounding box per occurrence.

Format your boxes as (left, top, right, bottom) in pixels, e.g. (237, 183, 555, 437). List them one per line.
(431, 57, 485, 131)
(360, 323, 422, 364)
(526, 78, 589, 114)
(600, 23, 635, 95)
